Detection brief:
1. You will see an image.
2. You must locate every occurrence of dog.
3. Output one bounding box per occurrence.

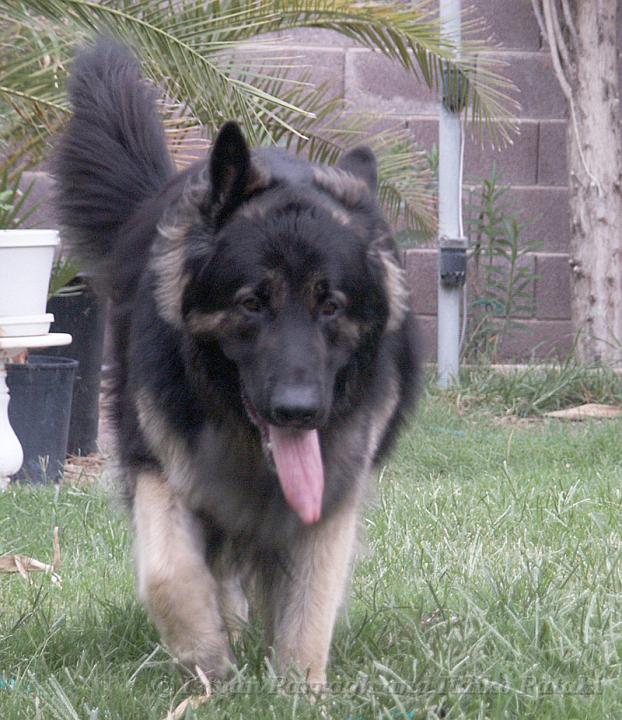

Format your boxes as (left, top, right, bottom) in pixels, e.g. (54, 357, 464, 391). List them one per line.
(54, 38, 419, 686)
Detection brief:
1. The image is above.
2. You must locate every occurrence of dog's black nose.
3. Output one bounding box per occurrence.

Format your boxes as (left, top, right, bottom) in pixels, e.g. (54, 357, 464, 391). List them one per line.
(271, 385, 321, 427)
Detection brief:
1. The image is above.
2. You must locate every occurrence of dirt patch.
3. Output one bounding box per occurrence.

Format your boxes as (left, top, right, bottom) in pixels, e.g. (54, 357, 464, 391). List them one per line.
(491, 415, 544, 428)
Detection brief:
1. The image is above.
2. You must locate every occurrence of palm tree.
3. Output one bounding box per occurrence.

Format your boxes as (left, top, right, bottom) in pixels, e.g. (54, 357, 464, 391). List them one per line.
(0, 0, 516, 232)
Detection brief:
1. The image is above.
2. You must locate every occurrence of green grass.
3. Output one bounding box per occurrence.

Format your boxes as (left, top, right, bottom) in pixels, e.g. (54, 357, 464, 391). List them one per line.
(444, 362, 622, 416)
(1, 378, 622, 719)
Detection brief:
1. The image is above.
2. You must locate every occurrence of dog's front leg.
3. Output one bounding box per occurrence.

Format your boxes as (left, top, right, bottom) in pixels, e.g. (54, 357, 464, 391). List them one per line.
(265, 504, 358, 688)
(133, 471, 233, 678)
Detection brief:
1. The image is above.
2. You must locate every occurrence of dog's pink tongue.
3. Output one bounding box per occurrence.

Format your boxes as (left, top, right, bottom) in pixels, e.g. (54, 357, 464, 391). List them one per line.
(268, 426, 324, 524)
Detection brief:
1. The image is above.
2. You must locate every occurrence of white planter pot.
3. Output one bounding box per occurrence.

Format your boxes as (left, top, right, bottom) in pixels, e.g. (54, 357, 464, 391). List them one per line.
(0, 230, 59, 337)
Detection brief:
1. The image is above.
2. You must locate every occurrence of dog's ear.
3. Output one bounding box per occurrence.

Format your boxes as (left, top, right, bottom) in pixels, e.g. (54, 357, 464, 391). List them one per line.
(337, 146, 377, 194)
(202, 121, 271, 223)
(207, 121, 251, 214)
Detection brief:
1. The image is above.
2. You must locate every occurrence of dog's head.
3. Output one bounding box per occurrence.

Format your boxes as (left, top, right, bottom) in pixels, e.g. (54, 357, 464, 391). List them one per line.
(151, 122, 410, 522)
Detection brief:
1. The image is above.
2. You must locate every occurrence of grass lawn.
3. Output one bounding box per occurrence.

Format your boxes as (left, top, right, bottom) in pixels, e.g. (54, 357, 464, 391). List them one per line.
(1, 372, 621, 719)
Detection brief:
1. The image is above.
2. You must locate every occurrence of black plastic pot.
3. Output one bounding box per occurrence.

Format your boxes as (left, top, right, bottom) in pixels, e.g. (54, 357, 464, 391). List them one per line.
(7, 356, 78, 484)
(46, 278, 106, 455)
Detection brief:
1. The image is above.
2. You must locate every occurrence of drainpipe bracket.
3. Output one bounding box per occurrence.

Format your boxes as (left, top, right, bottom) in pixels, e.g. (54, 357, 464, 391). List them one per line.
(439, 236, 468, 288)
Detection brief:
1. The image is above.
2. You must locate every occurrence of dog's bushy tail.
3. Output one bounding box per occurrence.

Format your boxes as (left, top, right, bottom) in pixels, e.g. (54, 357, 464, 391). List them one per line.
(55, 37, 174, 274)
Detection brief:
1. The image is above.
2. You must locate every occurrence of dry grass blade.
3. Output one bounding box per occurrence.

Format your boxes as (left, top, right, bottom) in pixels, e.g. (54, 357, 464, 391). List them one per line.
(13, 554, 29, 581)
(53, 525, 61, 570)
(162, 665, 212, 720)
(164, 695, 209, 720)
(194, 664, 212, 696)
(544, 403, 622, 421)
(0, 554, 55, 574)
(0, 526, 62, 584)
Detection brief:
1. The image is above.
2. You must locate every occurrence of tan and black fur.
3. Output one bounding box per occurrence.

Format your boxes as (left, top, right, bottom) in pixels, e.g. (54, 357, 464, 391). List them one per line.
(55, 38, 419, 686)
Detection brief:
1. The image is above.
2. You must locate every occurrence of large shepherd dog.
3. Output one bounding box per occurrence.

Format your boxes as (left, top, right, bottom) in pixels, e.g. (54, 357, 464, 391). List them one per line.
(55, 39, 419, 686)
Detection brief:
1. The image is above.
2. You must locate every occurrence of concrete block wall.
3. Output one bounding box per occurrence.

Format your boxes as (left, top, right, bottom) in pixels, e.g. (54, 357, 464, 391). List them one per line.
(316, 2, 573, 361)
(257, 6, 577, 361)
(20, 3, 579, 361)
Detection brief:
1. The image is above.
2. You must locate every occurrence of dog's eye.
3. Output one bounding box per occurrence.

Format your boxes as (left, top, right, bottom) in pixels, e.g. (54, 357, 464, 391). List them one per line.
(321, 299, 340, 317)
(241, 296, 261, 313)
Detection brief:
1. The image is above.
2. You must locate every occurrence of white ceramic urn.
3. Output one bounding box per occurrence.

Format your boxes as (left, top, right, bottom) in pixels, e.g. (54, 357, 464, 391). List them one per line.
(0, 229, 59, 336)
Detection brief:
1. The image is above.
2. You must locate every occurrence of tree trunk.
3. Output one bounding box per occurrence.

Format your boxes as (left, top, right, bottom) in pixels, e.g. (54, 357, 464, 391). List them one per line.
(567, 1, 622, 363)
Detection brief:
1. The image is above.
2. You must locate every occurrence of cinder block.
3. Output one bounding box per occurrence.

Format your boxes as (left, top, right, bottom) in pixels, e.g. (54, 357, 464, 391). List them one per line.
(408, 117, 540, 186)
(496, 319, 574, 360)
(463, 121, 539, 184)
(345, 46, 560, 123)
(262, 27, 357, 48)
(508, 187, 568, 253)
(464, 186, 569, 254)
(349, 117, 409, 145)
(345, 49, 564, 122)
(481, 51, 566, 119)
(404, 248, 437, 316)
(535, 254, 571, 320)
(346, 49, 438, 115)
(345, 49, 438, 116)
(537, 121, 567, 186)
(413, 315, 437, 363)
(406, 117, 438, 148)
(235, 45, 346, 99)
(469, 0, 542, 50)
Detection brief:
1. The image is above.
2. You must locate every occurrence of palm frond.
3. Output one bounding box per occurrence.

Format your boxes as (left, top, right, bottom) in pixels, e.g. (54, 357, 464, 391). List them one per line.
(2, 0, 517, 137)
(0, 0, 517, 231)
(0, 17, 69, 167)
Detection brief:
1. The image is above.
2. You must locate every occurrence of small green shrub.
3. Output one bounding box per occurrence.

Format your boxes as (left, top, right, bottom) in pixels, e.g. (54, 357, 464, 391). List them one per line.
(465, 166, 541, 360)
